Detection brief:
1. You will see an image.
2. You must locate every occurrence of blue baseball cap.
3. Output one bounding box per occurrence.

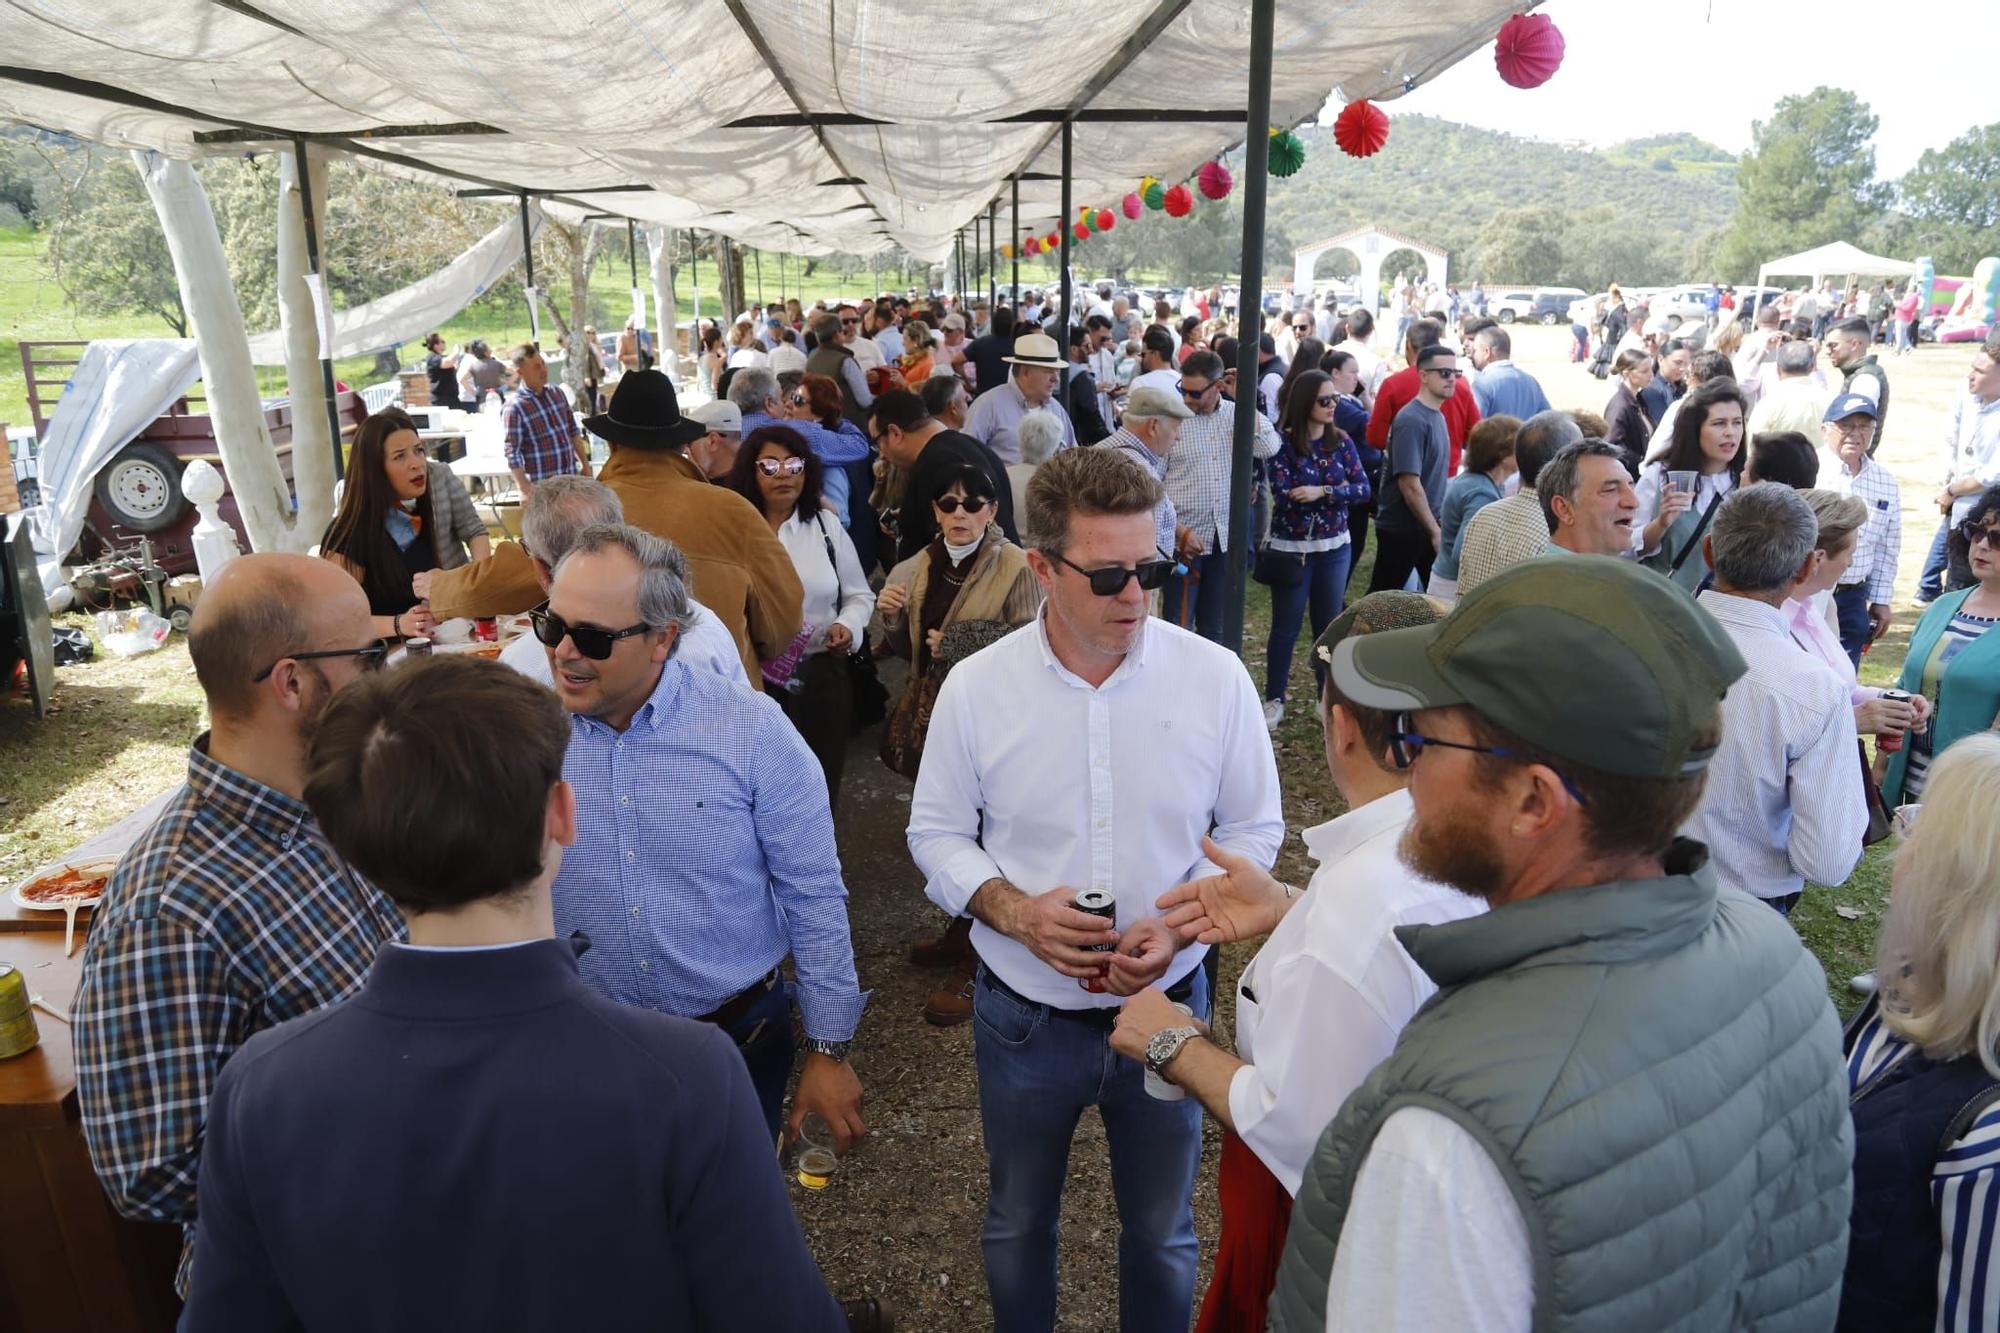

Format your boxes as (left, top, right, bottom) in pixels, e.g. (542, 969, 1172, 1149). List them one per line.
(1823, 391, 1879, 423)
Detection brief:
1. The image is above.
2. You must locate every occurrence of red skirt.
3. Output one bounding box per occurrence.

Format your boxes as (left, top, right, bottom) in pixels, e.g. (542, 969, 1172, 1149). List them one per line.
(1195, 1130, 1294, 1333)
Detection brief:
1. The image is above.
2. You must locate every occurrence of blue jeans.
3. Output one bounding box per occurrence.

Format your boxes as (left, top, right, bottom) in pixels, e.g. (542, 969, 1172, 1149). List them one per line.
(721, 978, 796, 1145)
(1919, 515, 1952, 601)
(1264, 545, 1352, 701)
(1160, 548, 1226, 640)
(973, 965, 1209, 1333)
(1833, 582, 1872, 669)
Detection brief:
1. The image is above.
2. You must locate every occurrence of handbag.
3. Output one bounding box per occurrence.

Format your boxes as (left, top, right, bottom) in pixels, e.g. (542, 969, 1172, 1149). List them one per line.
(1253, 548, 1307, 588)
(1857, 739, 1893, 847)
(878, 619, 1014, 781)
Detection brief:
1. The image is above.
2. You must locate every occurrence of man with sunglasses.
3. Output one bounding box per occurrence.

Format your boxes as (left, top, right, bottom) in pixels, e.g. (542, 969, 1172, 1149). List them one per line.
(1364, 318, 1481, 476)
(1268, 557, 1855, 1333)
(908, 448, 1283, 1331)
(1367, 343, 1457, 594)
(545, 523, 866, 1158)
(1160, 350, 1282, 640)
(75, 553, 407, 1296)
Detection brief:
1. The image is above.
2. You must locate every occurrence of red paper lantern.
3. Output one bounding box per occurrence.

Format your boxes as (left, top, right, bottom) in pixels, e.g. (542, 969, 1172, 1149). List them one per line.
(1494, 12, 1564, 89)
(1073, 220, 1091, 241)
(1045, 231, 1061, 250)
(1197, 160, 1233, 200)
(1095, 209, 1115, 232)
(1163, 183, 1193, 218)
(1023, 235, 1040, 257)
(1122, 192, 1143, 220)
(1333, 99, 1390, 158)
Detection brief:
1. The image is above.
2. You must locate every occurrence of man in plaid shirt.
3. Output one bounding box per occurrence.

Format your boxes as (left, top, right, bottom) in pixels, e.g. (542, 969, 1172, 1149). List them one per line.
(72, 553, 406, 1295)
(503, 342, 590, 498)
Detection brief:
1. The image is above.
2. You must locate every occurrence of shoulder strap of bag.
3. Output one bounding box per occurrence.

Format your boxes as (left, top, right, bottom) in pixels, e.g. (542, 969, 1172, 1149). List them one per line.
(815, 510, 836, 567)
(1670, 491, 1726, 575)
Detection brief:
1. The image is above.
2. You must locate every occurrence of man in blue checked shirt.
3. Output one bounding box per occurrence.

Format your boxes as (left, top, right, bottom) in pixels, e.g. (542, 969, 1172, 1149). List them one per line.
(543, 521, 867, 1150)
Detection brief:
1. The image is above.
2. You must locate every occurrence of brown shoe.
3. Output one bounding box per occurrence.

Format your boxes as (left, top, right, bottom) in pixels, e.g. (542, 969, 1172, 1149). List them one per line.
(906, 915, 973, 968)
(921, 965, 975, 1027)
(839, 1296, 895, 1332)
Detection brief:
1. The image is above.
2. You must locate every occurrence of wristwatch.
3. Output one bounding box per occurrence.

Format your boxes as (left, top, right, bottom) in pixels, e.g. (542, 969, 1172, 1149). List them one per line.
(802, 1037, 852, 1063)
(1145, 1026, 1203, 1079)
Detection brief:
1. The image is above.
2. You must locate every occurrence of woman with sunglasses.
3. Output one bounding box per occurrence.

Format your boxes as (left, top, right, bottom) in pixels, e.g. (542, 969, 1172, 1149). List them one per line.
(1260, 370, 1372, 730)
(724, 426, 875, 806)
(1883, 486, 2000, 806)
(319, 408, 489, 642)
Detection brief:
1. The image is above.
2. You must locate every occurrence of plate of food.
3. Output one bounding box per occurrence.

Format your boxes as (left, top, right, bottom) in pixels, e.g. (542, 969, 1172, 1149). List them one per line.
(11, 857, 118, 957)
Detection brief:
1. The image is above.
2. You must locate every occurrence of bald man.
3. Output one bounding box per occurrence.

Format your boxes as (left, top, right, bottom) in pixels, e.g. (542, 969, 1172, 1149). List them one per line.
(72, 554, 408, 1296)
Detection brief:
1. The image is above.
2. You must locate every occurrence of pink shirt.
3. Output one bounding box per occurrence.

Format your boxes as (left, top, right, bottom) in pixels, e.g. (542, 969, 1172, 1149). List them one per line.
(1784, 595, 1882, 707)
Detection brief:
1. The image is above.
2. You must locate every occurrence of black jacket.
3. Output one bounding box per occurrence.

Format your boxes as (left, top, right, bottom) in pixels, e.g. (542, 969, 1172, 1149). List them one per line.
(1063, 364, 1111, 445)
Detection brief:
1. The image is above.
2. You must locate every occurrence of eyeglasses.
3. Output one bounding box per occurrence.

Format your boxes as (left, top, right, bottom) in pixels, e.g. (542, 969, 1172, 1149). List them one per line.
(1051, 549, 1178, 597)
(1387, 713, 1588, 805)
(1293, 324, 1311, 334)
(840, 319, 860, 328)
(934, 495, 990, 515)
(1965, 525, 2000, 551)
(786, 392, 808, 407)
(529, 607, 654, 660)
(756, 456, 807, 477)
(251, 639, 390, 682)
(1314, 395, 1338, 407)
(1422, 367, 1460, 380)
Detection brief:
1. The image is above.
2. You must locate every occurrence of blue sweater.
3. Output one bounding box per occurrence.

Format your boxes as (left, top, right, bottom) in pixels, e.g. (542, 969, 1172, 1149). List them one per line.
(180, 938, 843, 1331)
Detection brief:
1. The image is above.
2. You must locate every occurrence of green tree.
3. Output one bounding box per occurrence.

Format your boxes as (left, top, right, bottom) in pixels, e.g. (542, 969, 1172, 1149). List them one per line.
(1894, 122, 2000, 272)
(1473, 206, 1566, 283)
(44, 154, 190, 335)
(1716, 87, 1889, 280)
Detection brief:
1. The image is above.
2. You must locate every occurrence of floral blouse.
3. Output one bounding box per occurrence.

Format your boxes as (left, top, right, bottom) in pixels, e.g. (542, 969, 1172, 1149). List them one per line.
(1267, 431, 1372, 550)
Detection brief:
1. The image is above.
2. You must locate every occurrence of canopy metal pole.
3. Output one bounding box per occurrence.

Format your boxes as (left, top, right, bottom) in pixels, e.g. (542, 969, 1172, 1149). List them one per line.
(291, 137, 344, 481)
(779, 250, 786, 302)
(518, 193, 539, 343)
(956, 231, 966, 308)
(627, 219, 638, 289)
(1058, 120, 1073, 341)
(690, 231, 702, 327)
(1222, 0, 1275, 652)
(1010, 176, 1020, 308)
(987, 201, 998, 310)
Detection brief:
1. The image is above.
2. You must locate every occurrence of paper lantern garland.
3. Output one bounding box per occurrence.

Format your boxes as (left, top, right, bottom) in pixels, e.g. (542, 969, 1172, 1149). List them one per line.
(1142, 180, 1166, 210)
(1197, 160, 1233, 200)
(1045, 231, 1060, 250)
(1330, 102, 1387, 159)
(1163, 183, 1193, 217)
(1122, 192, 1143, 220)
(1494, 12, 1565, 89)
(1073, 220, 1091, 242)
(1023, 235, 1041, 257)
(1095, 208, 1115, 232)
(1268, 126, 1308, 174)
(999, 242, 1013, 260)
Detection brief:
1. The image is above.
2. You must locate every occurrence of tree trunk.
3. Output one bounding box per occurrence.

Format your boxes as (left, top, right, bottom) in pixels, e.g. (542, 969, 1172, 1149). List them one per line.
(563, 223, 600, 397)
(276, 148, 336, 550)
(648, 225, 679, 378)
(135, 151, 295, 553)
(716, 236, 746, 325)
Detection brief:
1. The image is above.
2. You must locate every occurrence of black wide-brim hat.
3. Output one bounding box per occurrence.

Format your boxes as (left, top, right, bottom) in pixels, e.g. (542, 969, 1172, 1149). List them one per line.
(582, 370, 709, 449)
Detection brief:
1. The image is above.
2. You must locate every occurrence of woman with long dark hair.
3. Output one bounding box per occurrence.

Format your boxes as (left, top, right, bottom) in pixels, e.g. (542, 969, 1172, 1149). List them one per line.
(1275, 337, 1327, 420)
(1259, 369, 1371, 729)
(1603, 348, 1655, 477)
(319, 407, 489, 640)
(1635, 379, 1749, 593)
(724, 425, 874, 806)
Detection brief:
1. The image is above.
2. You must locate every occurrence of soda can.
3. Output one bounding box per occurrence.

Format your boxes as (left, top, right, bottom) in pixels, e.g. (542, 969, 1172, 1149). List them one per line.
(1075, 888, 1117, 993)
(1878, 689, 1912, 755)
(404, 637, 434, 659)
(0, 962, 40, 1060)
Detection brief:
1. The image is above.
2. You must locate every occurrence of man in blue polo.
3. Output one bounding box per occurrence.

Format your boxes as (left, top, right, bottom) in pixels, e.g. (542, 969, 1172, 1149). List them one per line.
(1468, 326, 1550, 421)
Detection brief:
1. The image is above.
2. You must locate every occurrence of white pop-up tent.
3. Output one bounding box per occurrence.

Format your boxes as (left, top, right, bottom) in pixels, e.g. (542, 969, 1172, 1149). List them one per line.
(1755, 241, 1915, 313)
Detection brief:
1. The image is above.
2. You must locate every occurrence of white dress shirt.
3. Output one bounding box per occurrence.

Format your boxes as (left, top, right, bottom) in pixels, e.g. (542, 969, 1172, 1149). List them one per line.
(1336, 339, 1388, 398)
(775, 510, 875, 654)
(907, 613, 1284, 1009)
(499, 600, 750, 689)
(1946, 392, 2000, 521)
(769, 342, 808, 376)
(849, 336, 885, 373)
(1230, 788, 1484, 1194)
(1132, 366, 1180, 396)
(1682, 591, 1866, 899)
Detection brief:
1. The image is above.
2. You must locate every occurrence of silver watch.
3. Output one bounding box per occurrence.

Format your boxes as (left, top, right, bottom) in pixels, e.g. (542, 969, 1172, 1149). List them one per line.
(802, 1037, 851, 1062)
(1145, 1025, 1202, 1078)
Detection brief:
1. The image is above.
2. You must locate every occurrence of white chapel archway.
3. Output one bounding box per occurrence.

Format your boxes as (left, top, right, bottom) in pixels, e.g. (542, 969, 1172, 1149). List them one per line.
(1294, 225, 1448, 313)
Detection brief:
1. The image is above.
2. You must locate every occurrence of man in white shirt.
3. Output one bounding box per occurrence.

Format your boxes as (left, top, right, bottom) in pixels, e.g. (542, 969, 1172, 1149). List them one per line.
(1819, 394, 1901, 661)
(1745, 338, 1830, 440)
(1334, 308, 1388, 398)
(1130, 325, 1180, 396)
(1684, 483, 1866, 912)
(1111, 592, 1482, 1331)
(907, 447, 1283, 1333)
(496, 477, 747, 690)
(1918, 342, 2000, 601)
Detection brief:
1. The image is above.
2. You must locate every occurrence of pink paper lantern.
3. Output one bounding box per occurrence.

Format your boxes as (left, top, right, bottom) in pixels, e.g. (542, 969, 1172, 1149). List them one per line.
(1163, 183, 1194, 218)
(1095, 209, 1116, 232)
(1122, 192, 1143, 220)
(1197, 160, 1233, 201)
(1494, 12, 1564, 89)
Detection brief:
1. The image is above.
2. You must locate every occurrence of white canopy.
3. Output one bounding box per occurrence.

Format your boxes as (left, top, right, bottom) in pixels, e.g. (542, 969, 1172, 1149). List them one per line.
(1758, 241, 1915, 283)
(0, 1, 1536, 261)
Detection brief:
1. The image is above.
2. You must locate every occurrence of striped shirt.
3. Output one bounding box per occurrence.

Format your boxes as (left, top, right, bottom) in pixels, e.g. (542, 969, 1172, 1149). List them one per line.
(501, 384, 581, 482)
(551, 658, 864, 1041)
(1903, 608, 2000, 800)
(1846, 1005, 2000, 1332)
(1825, 455, 1902, 606)
(1160, 399, 1280, 554)
(72, 738, 406, 1291)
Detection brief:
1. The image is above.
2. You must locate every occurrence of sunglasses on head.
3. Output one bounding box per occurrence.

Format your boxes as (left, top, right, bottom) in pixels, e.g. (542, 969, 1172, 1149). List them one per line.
(530, 607, 654, 660)
(757, 456, 807, 477)
(934, 494, 990, 515)
(251, 639, 390, 683)
(1052, 548, 1180, 597)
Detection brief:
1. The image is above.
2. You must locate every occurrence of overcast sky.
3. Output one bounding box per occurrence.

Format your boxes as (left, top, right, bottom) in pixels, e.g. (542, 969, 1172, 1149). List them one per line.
(1346, 0, 1994, 179)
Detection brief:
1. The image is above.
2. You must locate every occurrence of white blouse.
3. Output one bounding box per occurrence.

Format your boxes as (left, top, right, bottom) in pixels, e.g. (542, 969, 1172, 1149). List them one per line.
(776, 510, 874, 654)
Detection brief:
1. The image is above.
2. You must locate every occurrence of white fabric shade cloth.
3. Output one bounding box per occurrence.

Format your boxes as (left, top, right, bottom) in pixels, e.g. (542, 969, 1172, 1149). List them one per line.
(1758, 241, 1916, 284)
(0, 0, 1539, 261)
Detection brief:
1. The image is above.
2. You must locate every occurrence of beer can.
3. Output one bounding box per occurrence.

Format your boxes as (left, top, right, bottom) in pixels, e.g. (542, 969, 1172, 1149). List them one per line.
(1878, 689, 1912, 754)
(404, 637, 434, 658)
(1075, 888, 1117, 993)
(0, 962, 40, 1060)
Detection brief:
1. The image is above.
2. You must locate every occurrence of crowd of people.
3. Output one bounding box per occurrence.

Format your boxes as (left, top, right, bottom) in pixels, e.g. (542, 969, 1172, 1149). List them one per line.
(58, 266, 2000, 1331)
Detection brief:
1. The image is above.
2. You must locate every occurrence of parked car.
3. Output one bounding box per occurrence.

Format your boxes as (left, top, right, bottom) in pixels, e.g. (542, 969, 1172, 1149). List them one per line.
(1652, 284, 1717, 324)
(1524, 287, 1588, 324)
(1488, 289, 1539, 323)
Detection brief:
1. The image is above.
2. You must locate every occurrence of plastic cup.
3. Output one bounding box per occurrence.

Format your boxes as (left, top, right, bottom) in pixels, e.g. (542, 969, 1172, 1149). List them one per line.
(1667, 470, 1698, 497)
(1892, 804, 1921, 840)
(791, 1111, 839, 1189)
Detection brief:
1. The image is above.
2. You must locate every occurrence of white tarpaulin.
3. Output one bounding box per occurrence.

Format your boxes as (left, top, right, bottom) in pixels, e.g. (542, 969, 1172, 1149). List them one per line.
(1758, 241, 1917, 282)
(28, 339, 201, 599)
(0, 1, 1538, 261)
(243, 207, 539, 364)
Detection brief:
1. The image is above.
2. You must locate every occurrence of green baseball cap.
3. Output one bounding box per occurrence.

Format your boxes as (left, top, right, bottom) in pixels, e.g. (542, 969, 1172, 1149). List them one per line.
(1327, 555, 1747, 780)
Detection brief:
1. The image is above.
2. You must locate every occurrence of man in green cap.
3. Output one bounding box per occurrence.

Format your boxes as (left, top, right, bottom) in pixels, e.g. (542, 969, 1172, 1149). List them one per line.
(1109, 592, 1484, 1332)
(1267, 555, 1855, 1333)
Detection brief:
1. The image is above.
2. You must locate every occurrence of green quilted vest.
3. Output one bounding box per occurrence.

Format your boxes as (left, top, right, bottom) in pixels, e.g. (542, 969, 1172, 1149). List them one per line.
(1269, 842, 1853, 1333)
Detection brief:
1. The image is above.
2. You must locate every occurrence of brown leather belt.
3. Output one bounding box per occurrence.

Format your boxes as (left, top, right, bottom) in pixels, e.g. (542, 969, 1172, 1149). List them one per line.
(695, 969, 781, 1031)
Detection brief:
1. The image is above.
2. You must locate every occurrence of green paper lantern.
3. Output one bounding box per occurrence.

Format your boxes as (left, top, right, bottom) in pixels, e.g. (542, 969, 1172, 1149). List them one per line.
(1268, 128, 1306, 178)
(1142, 181, 1166, 210)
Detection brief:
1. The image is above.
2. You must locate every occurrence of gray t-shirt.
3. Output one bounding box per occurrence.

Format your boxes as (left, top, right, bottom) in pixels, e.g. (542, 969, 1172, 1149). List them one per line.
(1375, 398, 1450, 534)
